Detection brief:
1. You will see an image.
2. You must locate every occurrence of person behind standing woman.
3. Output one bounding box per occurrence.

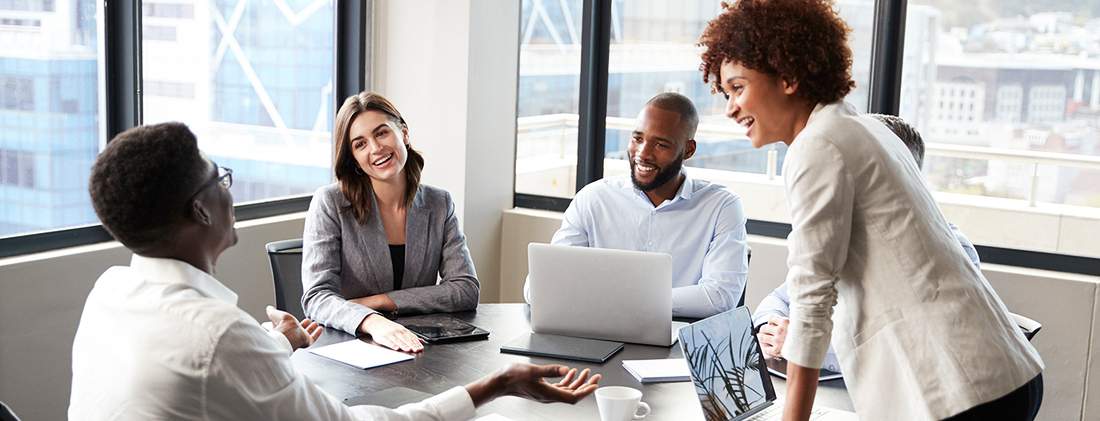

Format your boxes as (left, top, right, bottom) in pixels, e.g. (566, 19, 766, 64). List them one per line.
(698, 1, 1043, 420)
(303, 92, 479, 352)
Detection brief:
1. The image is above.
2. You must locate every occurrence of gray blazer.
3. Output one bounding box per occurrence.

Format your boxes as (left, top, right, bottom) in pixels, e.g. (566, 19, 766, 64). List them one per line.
(301, 183, 480, 334)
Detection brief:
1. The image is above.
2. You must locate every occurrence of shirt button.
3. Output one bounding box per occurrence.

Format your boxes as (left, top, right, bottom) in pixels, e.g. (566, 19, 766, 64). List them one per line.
(651, 210, 656, 214)
(829, 365, 836, 371)
(648, 241, 653, 246)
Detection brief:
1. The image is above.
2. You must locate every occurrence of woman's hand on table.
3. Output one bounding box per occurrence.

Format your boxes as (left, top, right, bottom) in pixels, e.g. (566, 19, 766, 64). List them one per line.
(359, 313, 424, 353)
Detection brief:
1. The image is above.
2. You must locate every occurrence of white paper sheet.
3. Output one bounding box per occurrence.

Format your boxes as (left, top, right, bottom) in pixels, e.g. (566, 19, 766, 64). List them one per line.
(309, 339, 413, 369)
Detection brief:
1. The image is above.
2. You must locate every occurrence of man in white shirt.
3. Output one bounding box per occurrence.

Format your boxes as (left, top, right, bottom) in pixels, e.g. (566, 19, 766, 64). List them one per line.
(752, 114, 982, 373)
(523, 92, 749, 318)
(70, 122, 599, 420)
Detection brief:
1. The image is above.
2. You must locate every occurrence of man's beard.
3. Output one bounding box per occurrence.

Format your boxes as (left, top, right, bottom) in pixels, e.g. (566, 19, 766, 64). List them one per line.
(629, 153, 684, 192)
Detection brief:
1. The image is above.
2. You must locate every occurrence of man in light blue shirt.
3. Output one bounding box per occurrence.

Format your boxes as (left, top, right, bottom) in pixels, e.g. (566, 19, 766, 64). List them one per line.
(753, 114, 982, 372)
(524, 92, 749, 318)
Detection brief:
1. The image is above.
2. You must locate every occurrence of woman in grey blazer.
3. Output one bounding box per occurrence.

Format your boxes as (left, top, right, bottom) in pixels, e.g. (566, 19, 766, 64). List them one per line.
(302, 92, 480, 352)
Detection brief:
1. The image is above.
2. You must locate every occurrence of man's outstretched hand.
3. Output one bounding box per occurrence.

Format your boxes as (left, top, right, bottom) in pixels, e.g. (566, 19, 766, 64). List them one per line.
(465, 363, 601, 407)
(266, 305, 323, 350)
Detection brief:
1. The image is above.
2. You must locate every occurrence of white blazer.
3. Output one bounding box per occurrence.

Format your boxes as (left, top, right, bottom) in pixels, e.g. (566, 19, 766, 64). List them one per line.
(780, 101, 1043, 420)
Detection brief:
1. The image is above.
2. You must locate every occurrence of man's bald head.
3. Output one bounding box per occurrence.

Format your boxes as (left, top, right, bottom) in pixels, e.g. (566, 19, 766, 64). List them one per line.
(643, 92, 699, 141)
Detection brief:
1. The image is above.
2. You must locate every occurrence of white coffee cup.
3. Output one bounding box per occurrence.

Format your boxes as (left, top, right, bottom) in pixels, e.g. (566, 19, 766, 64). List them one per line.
(596, 386, 651, 421)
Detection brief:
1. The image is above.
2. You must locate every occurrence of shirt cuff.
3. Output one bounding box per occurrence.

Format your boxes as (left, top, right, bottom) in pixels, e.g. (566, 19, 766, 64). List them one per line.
(781, 319, 831, 370)
(425, 386, 477, 421)
(267, 329, 294, 355)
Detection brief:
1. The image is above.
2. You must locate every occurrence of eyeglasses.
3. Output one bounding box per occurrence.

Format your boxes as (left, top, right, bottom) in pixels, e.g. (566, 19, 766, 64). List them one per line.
(188, 165, 233, 203)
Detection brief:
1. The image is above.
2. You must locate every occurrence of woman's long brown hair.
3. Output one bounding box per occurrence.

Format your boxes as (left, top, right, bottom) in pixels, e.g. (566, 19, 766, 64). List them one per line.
(333, 92, 425, 226)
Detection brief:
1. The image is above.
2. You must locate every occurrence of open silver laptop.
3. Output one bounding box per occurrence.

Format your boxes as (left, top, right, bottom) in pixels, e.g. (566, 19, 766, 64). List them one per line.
(527, 243, 685, 346)
(679, 307, 858, 420)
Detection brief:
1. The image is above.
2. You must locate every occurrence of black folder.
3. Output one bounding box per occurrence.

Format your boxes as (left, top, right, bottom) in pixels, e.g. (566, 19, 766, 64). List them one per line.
(500, 332, 624, 363)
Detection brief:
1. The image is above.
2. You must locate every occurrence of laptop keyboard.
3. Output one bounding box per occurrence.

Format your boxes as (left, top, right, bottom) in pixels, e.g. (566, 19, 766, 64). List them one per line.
(743, 405, 829, 421)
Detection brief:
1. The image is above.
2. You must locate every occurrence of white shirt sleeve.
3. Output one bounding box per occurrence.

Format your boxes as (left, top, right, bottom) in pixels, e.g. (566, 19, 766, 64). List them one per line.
(752, 283, 792, 329)
(670, 195, 748, 318)
(205, 321, 477, 421)
(781, 138, 852, 370)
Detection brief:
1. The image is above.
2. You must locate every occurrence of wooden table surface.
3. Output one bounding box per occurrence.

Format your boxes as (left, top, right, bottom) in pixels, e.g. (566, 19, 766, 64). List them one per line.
(291, 303, 853, 420)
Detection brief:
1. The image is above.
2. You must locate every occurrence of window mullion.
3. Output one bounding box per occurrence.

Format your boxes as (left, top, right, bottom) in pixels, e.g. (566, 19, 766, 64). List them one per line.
(575, 0, 612, 192)
(104, 0, 142, 138)
(868, 0, 906, 115)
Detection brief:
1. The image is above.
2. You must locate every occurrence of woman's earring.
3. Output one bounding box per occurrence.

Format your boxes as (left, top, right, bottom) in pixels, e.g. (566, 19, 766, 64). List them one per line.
(354, 166, 365, 175)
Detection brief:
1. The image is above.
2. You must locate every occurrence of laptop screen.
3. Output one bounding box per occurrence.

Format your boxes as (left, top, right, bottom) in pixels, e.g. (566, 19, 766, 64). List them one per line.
(678, 306, 777, 421)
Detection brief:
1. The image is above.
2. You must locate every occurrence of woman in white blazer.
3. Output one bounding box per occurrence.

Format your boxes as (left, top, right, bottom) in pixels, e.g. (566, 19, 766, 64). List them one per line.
(697, 1, 1043, 420)
(302, 92, 480, 353)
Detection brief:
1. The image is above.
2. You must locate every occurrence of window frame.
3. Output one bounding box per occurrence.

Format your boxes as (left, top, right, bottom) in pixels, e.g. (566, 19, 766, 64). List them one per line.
(512, 0, 1100, 277)
(0, 0, 371, 259)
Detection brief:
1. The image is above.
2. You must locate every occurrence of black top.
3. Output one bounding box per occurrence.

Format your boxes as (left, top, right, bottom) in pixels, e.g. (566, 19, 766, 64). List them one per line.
(389, 244, 405, 291)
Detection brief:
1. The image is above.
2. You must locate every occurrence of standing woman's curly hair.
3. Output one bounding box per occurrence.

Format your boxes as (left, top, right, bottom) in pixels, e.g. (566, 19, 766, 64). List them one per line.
(699, 0, 855, 105)
(333, 92, 425, 226)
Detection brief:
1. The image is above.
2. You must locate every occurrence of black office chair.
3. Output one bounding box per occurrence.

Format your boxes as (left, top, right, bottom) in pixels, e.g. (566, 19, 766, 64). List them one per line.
(266, 238, 306, 321)
(1009, 312, 1042, 341)
(738, 246, 752, 308)
(1, 400, 22, 421)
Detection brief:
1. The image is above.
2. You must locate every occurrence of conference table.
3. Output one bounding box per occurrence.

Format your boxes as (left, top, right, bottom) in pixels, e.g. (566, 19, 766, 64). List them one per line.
(291, 303, 854, 420)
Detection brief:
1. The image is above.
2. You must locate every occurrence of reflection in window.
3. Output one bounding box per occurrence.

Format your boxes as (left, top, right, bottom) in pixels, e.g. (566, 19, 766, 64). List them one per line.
(142, 0, 336, 205)
(1, 149, 35, 189)
(2, 78, 34, 111)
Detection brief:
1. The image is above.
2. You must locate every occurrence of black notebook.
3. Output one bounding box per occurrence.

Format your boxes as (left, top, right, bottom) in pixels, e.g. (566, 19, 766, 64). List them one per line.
(500, 332, 624, 363)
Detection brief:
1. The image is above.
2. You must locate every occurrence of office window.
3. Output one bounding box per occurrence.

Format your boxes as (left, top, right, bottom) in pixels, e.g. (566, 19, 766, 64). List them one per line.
(143, 2, 194, 19)
(143, 25, 176, 41)
(145, 80, 194, 98)
(514, 0, 873, 221)
(2, 78, 34, 111)
(141, 0, 336, 206)
(0, 0, 101, 238)
(0, 0, 53, 12)
(601, 1, 738, 181)
(900, 0, 1100, 258)
(515, 0, 583, 199)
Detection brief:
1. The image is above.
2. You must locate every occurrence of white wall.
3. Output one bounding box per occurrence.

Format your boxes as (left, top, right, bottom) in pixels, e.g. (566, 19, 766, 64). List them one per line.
(373, 0, 519, 302)
(0, 213, 306, 420)
(498, 209, 1100, 421)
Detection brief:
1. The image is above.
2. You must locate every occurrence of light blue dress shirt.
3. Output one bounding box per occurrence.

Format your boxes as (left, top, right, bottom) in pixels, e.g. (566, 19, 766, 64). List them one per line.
(752, 222, 982, 373)
(524, 172, 749, 318)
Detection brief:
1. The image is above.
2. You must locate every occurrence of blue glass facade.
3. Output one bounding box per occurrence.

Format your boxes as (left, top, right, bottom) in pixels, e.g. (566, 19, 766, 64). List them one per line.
(0, 55, 99, 236)
(211, 0, 334, 203)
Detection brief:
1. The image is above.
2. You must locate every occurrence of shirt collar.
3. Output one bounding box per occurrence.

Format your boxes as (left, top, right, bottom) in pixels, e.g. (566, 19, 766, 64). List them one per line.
(622, 167, 694, 206)
(129, 254, 239, 306)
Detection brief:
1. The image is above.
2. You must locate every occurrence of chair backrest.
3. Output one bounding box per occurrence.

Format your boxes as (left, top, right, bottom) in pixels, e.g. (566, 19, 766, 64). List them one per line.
(266, 239, 305, 320)
(1009, 312, 1042, 341)
(1, 400, 22, 421)
(739, 246, 752, 308)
